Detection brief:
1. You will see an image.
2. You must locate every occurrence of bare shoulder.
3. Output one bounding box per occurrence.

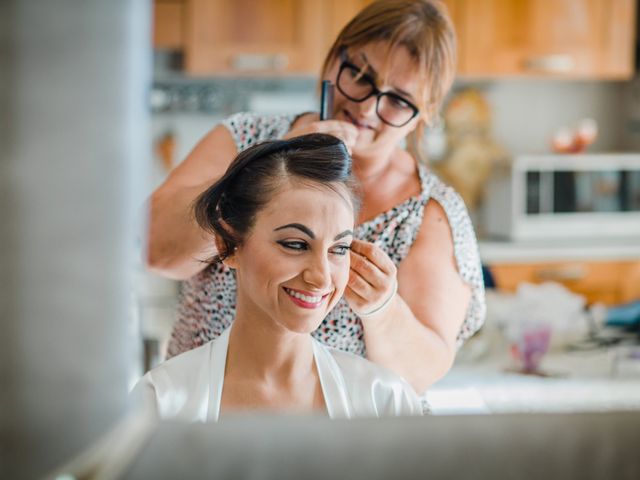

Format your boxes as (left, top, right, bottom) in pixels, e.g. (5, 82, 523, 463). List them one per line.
(420, 198, 453, 245)
(398, 172, 478, 325)
(415, 172, 475, 253)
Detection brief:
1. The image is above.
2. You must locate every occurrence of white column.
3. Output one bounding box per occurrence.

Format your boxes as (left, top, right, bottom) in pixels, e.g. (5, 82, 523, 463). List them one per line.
(0, 0, 151, 477)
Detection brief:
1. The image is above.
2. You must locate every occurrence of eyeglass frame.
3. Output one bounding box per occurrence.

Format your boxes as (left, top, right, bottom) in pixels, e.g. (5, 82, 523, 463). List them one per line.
(334, 53, 421, 128)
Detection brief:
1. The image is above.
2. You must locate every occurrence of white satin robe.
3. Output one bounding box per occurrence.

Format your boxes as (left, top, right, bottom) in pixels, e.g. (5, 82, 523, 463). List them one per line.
(133, 327, 423, 421)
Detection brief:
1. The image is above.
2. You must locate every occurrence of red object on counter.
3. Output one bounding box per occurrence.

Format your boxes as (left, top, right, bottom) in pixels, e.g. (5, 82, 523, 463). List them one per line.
(551, 118, 598, 154)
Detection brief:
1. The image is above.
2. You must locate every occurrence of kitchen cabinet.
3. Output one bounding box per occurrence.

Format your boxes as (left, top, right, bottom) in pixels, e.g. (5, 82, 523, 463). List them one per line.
(184, 0, 327, 75)
(152, 0, 464, 76)
(490, 259, 640, 305)
(322, 0, 373, 56)
(456, 0, 637, 79)
(152, 0, 635, 78)
(153, 0, 186, 49)
(320, 0, 462, 58)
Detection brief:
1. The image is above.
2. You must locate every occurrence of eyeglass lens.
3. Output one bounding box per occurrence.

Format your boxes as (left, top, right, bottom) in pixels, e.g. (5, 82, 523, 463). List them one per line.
(337, 64, 417, 127)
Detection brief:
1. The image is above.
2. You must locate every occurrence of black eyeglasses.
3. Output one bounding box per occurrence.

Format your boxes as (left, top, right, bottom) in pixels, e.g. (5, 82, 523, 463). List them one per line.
(335, 58, 420, 128)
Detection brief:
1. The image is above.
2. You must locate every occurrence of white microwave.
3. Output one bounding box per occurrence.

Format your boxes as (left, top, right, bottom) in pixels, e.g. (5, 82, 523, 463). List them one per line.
(483, 154, 640, 240)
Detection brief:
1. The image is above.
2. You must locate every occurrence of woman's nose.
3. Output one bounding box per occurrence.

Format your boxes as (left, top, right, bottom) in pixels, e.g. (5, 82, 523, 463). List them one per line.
(302, 254, 332, 290)
(357, 95, 377, 118)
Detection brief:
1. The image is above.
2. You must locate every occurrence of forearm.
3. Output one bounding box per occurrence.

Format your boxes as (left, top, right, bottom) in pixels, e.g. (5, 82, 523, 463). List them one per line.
(146, 184, 217, 280)
(362, 295, 456, 395)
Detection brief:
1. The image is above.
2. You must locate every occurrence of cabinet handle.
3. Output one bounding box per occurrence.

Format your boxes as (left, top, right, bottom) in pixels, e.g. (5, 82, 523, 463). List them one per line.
(523, 54, 575, 73)
(231, 54, 289, 72)
(535, 265, 587, 282)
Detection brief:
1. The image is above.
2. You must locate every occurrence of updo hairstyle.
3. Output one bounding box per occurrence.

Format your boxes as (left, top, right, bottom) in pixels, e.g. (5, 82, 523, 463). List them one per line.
(194, 133, 358, 264)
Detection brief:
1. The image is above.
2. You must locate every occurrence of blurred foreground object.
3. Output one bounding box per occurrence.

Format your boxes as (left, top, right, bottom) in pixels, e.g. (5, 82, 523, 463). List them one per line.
(124, 413, 640, 479)
(0, 0, 150, 477)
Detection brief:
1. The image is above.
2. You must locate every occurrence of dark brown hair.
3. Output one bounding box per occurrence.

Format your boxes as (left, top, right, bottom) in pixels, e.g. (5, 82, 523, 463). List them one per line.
(194, 133, 357, 264)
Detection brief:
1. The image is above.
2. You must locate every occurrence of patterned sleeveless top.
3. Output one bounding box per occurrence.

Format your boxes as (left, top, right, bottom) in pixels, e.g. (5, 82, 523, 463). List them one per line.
(167, 112, 486, 358)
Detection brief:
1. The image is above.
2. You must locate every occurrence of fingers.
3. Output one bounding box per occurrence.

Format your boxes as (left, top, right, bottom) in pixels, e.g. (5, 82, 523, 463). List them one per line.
(350, 239, 397, 276)
(349, 251, 386, 290)
(348, 240, 397, 295)
(343, 284, 369, 311)
(314, 121, 358, 152)
(347, 240, 397, 314)
(285, 120, 358, 153)
(345, 266, 396, 317)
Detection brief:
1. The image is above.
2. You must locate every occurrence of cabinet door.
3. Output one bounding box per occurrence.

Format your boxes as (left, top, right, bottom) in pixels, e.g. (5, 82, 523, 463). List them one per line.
(440, 0, 466, 74)
(491, 260, 640, 305)
(323, 0, 372, 51)
(460, 0, 636, 79)
(185, 0, 326, 75)
(322, 0, 466, 73)
(153, 0, 186, 49)
(620, 262, 640, 303)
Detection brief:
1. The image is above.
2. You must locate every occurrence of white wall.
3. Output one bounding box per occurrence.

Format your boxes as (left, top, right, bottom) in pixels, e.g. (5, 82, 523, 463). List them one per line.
(476, 80, 628, 154)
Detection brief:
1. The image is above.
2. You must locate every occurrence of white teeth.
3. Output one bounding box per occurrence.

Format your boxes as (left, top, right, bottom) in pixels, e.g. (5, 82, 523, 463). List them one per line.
(284, 288, 323, 304)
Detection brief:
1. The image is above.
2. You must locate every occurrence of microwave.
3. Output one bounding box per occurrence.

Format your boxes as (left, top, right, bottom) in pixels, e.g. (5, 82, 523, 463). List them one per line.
(483, 154, 640, 240)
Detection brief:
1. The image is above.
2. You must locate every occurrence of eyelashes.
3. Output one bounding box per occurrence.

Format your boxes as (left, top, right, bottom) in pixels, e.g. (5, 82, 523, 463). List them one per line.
(276, 240, 352, 256)
(332, 245, 351, 256)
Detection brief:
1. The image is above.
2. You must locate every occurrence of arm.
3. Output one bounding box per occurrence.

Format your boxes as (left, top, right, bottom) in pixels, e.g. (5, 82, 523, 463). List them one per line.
(347, 199, 473, 394)
(146, 125, 238, 280)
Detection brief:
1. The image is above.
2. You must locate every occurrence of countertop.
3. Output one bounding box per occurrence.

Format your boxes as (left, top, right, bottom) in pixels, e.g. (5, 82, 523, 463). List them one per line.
(427, 338, 640, 415)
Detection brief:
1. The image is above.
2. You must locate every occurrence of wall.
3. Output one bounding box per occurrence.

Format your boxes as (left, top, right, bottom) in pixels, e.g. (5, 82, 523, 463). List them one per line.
(479, 80, 628, 154)
(150, 77, 632, 178)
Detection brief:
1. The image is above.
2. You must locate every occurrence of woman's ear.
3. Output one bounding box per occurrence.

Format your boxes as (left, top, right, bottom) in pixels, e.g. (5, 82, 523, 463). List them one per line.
(222, 249, 238, 269)
(214, 235, 238, 269)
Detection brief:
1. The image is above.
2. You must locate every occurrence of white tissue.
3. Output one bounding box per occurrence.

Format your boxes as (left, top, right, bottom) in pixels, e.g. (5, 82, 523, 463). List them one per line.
(497, 282, 588, 351)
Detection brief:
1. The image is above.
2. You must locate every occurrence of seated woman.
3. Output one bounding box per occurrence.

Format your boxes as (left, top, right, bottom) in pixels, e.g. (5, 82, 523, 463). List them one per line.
(133, 134, 422, 421)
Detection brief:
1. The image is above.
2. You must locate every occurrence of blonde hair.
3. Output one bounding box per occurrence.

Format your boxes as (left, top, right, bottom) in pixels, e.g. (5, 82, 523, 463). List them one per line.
(321, 0, 457, 163)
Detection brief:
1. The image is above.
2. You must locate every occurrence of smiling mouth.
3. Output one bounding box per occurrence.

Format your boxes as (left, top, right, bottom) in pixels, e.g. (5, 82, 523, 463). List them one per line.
(283, 287, 331, 309)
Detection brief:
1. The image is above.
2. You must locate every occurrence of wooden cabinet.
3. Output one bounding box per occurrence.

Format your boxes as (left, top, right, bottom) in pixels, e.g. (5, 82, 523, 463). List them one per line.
(491, 260, 640, 305)
(184, 0, 328, 75)
(152, 0, 463, 76)
(322, 0, 373, 55)
(455, 0, 637, 79)
(316, 0, 465, 74)
(153, 0, 186, 49)
(152, 0, 637, 78)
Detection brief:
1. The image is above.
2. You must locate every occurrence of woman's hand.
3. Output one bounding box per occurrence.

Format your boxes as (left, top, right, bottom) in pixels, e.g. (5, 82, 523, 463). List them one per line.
(283, 116, 359, 154)
(344, 239, 398, 318)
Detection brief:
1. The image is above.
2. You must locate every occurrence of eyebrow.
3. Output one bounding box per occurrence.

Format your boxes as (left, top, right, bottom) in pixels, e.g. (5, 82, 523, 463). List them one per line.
(274, 223, 353, 241)
(334, 229, 354, 241)
(360, 53, 416, 102)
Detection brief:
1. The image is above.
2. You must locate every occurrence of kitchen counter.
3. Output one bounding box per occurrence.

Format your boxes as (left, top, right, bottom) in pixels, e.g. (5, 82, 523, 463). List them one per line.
(478, 238, 640, 264)
(427, 340, 640, 415)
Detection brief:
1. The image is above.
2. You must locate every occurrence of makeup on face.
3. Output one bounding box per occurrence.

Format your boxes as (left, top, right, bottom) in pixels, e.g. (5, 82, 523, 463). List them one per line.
(274, 223, 353, 309)
(273, 223, 353, 311)
(325, 42, 425, 156)
(335, 50, 420, 128)
(233, 185, 354, 334)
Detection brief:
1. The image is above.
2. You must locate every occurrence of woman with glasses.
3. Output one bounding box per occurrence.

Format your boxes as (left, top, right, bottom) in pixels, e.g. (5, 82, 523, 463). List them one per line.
(147, 0, 485, 395)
